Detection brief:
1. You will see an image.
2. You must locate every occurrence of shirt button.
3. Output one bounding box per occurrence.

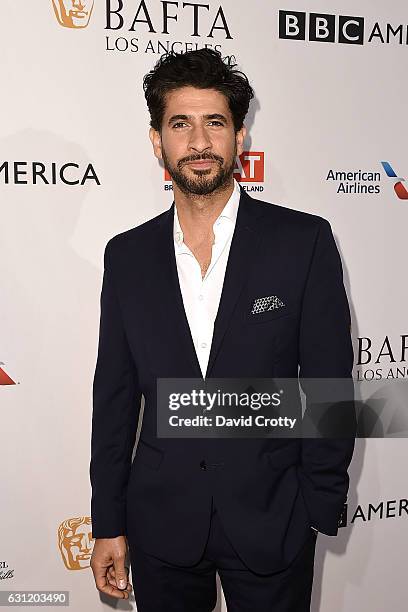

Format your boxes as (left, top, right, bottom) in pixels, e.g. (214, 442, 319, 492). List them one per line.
(201, 342, 207, 349)
(198, 294, 204, 301)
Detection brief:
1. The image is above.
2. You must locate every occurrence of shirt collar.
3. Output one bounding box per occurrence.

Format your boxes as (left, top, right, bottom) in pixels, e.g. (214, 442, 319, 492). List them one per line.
(173, 178, 241, 247)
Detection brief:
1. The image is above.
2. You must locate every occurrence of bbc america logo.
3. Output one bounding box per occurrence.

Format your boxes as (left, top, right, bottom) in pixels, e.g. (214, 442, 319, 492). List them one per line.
(279, 10, 408, 46)
(279, 11, 364, 45)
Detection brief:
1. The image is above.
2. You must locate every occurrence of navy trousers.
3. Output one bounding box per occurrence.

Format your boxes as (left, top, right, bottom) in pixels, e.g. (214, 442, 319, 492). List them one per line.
(129, 498, 317, 612)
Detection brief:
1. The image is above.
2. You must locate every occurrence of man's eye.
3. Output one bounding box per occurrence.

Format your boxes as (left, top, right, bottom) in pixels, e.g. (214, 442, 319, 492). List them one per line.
(209, 121, 224, 126)
(173, 122, 187, 128)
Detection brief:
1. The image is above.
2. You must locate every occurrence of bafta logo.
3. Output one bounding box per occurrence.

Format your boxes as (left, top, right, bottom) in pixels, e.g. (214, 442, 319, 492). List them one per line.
(51, 0, 94, 29)
(58, 517, 94, 570)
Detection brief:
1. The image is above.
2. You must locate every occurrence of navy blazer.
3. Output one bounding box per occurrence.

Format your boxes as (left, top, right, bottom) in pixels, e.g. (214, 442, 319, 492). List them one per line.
(90, 185, 355, 574)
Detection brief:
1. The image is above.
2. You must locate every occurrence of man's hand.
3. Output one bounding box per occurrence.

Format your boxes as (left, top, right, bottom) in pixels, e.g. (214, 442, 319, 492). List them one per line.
(90, 536, 133, 600)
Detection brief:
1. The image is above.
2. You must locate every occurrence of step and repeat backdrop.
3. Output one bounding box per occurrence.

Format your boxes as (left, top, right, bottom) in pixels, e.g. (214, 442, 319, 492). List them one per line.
(1, 1, 407, 610)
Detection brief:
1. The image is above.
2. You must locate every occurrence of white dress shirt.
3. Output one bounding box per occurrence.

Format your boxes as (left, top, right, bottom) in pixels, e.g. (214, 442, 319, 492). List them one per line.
(173, 178, 241, 379)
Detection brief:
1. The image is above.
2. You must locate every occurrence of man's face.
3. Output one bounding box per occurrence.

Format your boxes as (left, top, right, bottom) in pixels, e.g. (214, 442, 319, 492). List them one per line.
(52, 0, 94, 29)
(149, 86, 246, 196)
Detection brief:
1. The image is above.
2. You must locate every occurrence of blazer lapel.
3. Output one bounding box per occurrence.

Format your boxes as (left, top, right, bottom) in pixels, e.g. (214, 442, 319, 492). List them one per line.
(153, 204, 203, 378)
(205, 186, 265, 378)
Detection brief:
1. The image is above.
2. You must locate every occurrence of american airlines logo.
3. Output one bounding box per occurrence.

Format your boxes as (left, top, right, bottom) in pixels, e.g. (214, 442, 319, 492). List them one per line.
(381, 162, 408, 200)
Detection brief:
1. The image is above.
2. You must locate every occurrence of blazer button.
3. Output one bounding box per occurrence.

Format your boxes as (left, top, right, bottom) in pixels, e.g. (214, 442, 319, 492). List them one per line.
(200, 460, 207, 470)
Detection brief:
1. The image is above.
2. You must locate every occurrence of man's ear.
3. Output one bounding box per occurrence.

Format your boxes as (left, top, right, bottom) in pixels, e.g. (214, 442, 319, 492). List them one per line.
(236, 124, 247, 157)
(149, 127, 163, 160)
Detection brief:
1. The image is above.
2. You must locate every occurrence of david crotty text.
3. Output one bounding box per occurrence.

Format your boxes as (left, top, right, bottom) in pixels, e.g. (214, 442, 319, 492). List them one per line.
(168, 415, 297, 429)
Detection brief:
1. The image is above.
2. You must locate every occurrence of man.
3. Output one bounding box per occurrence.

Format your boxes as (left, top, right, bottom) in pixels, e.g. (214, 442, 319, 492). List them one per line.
(90, 49, 355, 611)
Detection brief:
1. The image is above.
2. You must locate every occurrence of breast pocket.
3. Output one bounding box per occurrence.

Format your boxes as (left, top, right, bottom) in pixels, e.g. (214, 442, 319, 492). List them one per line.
(246, 307, 297, 325)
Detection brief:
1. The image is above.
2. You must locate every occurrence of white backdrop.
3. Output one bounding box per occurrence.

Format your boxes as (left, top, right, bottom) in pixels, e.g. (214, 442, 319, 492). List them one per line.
(1, 1, 407, 610)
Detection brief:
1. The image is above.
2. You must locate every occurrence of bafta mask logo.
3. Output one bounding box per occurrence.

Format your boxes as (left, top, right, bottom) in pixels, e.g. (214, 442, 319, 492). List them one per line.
(0, 362, 15, 385)
(51, 0, 94, 29)
(58, 517, 94, 570)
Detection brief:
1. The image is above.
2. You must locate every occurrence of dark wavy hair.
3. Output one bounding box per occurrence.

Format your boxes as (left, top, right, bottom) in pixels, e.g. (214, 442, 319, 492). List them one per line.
(143, 48, 254, 133)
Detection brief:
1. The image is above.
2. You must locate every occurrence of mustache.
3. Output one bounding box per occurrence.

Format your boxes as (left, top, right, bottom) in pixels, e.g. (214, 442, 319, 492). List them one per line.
(178, 154, 223, 169)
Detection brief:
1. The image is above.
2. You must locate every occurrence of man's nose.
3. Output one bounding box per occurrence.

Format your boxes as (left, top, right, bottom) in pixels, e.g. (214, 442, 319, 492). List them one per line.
(188, 125, 212, 153)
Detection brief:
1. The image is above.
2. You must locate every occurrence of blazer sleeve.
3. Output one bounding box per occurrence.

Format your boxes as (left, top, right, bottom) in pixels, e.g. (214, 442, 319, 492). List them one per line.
(298, 218, 356, 536)
(90, 239, 142, 539)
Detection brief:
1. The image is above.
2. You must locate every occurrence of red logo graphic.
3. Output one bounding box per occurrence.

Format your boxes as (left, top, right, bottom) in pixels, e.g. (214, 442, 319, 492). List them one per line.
(0, 362, 16, 385)
(234, 151, 264, 182)
(164, 151, 265, 183)
(381, 161, 408, 200)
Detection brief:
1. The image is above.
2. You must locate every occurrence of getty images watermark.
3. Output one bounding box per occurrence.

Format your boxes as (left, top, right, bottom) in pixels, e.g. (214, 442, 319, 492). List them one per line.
(157, 378, 358, 439)
(168, 387, 297, 430)
(157, 377, 408, 438)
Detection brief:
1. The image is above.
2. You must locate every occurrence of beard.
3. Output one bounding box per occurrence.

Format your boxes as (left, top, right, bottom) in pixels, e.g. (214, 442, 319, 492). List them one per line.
(162, 144, 237, 196)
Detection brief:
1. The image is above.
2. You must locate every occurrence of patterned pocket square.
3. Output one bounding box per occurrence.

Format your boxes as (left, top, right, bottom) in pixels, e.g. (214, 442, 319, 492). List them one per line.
(251, 295, 285, 314)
